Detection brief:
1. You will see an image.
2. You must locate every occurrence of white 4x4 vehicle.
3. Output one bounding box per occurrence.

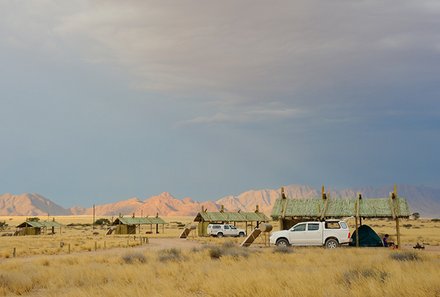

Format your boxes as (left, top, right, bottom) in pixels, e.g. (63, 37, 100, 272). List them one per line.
(207, 224, 246, 238)
(270, 220, 350, 248)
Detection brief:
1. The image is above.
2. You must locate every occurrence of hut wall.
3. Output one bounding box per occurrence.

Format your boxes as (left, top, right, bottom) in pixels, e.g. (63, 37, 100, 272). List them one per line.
(197, 222, 210, 237)
(115, 225, 136, 234)
(18, 227, 41, 236)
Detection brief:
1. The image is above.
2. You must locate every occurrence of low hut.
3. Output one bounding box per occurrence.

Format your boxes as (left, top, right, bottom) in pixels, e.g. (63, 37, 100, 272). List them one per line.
(194, 206, 270, 236)
(15, 220, 63, 236)
(111, 215, 167, 235)
(271, 186, 411, 247)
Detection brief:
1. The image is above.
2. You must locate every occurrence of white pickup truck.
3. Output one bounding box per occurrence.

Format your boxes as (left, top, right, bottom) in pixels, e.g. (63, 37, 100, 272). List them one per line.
(207, 224, 246, 237)
(270, 220, 350, 248)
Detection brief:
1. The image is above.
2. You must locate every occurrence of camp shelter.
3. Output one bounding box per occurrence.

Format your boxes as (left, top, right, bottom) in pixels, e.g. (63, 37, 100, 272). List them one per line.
(271, 186, 410, 247)
(112, 216, 167, 235)
(15, 220, 63, 236)
(194, 206, 270, 236)
(349, 225, 384, 247)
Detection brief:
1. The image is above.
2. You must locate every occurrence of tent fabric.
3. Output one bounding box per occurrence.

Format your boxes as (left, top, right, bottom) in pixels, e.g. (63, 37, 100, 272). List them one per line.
(349, 225, 384, 247)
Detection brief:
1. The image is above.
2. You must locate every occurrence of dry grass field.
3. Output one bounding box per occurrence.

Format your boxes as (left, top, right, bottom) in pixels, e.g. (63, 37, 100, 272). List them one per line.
(0, 216, 439, 296)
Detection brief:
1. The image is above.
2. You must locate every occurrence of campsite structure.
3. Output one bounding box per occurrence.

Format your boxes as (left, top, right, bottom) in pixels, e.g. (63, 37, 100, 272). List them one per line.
(271, 185, 411, 248)
(193, 205, 270, 237)
(110, 214, 167, 235)
(15, 219, 63, 236)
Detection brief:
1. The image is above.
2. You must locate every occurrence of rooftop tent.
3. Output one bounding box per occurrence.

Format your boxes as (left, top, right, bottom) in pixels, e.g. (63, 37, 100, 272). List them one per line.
(349, 225, 384, 247)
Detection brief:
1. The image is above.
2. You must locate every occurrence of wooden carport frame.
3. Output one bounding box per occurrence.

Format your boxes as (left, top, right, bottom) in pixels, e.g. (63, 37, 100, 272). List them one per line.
(271, 185, 410, 248)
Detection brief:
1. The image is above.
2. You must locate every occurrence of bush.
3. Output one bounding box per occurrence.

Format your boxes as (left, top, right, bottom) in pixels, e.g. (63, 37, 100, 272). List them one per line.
(208, 244, 249, 260)
(390, 251, 421, 262)
(273, 246, 293, 254)
(122, 252, 147, 264)
(431, 218, 440, 222)
(342, 268, 388, 286)
(95, 218, 111, 225)
(27, 217, 40, 222)
(158, 249, 182, 262)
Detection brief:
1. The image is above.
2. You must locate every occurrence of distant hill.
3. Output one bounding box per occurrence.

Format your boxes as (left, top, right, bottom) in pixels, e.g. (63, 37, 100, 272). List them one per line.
(1, 184, 439, 217)
(0, 193, 70, 216)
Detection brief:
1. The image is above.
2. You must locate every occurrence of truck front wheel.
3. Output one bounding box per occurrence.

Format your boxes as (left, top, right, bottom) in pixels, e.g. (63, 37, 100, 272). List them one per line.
(276, 238, 289, 247)
(325, 238, 339, 249)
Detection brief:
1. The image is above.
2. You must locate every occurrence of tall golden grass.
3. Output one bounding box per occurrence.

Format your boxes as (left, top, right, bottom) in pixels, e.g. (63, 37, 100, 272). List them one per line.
(0, 244, 439, 297)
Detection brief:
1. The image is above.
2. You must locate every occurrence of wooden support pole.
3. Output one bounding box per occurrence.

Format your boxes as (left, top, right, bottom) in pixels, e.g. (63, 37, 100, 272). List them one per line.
(13, 247, 16, 258)
(68, 244, 71, 254)
(355, 217, 359, 247)
(396, 217, 401, 249)
(95, 241, 97, 251)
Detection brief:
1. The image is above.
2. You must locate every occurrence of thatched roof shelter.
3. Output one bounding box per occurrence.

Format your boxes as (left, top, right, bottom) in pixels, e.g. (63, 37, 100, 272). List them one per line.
(16, 220, 63, 236)
(194, 206, 269, 236)
(271, 186, 411, 248)
(111, 216, 167, 235)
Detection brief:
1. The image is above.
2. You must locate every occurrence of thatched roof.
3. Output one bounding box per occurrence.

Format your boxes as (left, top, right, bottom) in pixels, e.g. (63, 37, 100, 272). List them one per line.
(194, 211, 269, 222)
(17, 221, 63, 228)
(271, 196, 410, 220)
(112, 217, 166, 225)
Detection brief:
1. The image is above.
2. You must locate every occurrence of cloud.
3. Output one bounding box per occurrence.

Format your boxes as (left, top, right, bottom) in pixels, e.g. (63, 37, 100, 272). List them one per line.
(1, 0, 439, 121)
(181, 108, 303, 125)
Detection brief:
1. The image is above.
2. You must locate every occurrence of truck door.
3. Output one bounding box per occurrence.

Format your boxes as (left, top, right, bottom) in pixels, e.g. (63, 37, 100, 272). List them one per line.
(223, 225, 232, 236)
(305, 223, 322, 245)
(288, 223, 307, 245)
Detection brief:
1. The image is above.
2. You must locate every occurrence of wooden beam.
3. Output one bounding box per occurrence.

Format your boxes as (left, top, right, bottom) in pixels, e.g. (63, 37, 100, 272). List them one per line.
(355, 194, 360, 247)
(396, 217, 401, 249)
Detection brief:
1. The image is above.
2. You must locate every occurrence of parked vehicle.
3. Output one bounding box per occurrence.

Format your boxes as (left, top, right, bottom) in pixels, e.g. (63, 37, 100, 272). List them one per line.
(269, 220, 350, 248)
(207, 224, 246, 237)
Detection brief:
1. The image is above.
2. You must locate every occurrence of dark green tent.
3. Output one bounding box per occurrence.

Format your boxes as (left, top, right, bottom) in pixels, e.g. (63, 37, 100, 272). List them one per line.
(349, 225, 384, 247)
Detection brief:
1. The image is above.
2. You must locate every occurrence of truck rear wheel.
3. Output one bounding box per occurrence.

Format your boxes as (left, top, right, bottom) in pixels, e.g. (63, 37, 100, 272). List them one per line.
(325, 238, 339, 249)
(276, 238, 289, 247)
(217, 232, 224, 238)
(239, 232, 245, 237)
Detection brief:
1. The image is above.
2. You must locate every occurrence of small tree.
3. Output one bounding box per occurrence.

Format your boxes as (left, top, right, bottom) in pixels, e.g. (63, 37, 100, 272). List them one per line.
(412, 212, 420, 220)
(95, 218, 111, 225)
(28, 217, 40, 222)
(0, 221, 8, 231)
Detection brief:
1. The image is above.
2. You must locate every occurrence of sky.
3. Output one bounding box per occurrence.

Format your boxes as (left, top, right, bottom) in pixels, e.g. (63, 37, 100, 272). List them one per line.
(1, 0, 439, 207)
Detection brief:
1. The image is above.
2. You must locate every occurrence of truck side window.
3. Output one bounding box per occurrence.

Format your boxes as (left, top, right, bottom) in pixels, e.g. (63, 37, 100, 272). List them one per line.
(325, 222, 340, 229)
(293, 224, 306, 231)
(307, 223, 320, 231)
(224, 225, 230, 229)
(339, 222, 348, 229)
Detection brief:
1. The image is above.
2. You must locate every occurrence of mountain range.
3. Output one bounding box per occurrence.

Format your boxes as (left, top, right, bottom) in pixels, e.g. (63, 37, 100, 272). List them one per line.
(0, 184, 439, 217)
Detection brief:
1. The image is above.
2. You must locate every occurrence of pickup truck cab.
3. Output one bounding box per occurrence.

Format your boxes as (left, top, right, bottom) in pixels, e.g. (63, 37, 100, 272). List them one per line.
(270, 220, 350, 248)
(207, 224, 246, 238)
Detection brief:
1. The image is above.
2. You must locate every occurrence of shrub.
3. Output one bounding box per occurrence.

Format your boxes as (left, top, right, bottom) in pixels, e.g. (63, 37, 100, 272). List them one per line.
(403, 224, 412, 228)
(208, 244, 249, 260)
(432, 218, 440, 222)
(122, 252, 147, 264)
(95, 218, 111, 225)
(342, 268, 388, 286)
(273, 246, 293, 254)
(390, 251, 421, 262)
(158, 248, 182, 262)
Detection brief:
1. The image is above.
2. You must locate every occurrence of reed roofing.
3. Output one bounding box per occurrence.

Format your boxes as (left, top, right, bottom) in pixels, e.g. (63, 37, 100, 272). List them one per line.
(112, 217, 166, 225)
(194, 211, 270, 222)
(17, 221, 63, 228)
(271, 196, 410, 219)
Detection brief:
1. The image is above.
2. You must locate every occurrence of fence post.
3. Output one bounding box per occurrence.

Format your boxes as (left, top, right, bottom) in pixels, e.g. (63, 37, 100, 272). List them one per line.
(95, 241, 98, 251)
(68, 244, 71, 254)
(13, 247, 16, 258)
